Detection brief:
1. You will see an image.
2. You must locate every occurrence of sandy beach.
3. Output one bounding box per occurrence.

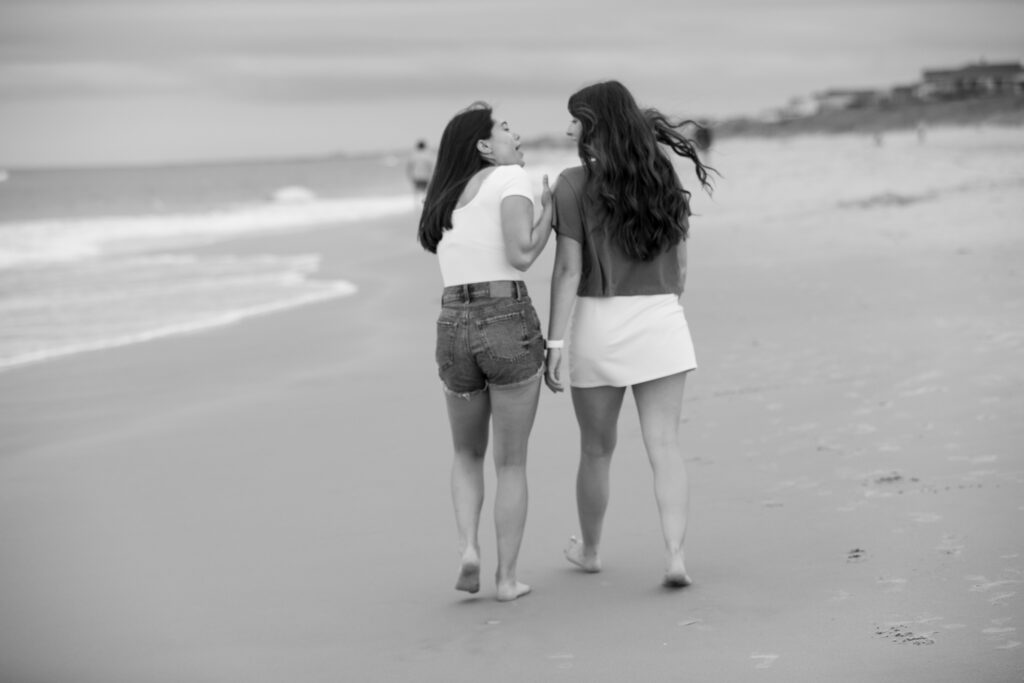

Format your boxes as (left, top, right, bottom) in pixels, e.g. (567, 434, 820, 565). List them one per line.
(1, 127, 1023, 682)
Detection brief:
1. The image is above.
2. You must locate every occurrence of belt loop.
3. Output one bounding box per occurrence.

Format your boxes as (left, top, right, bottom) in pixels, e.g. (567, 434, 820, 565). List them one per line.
(514, 281, 523, 299)
(460, 284, 470, 302)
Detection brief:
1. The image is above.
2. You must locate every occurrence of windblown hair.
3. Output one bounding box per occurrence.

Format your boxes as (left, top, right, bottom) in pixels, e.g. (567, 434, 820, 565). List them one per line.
(417, 102, 494, 253)
(568, 80, 715, 261)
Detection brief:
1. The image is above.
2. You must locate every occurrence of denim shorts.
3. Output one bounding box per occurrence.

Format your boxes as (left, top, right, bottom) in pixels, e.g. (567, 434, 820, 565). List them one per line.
(435, 281, 545, 398)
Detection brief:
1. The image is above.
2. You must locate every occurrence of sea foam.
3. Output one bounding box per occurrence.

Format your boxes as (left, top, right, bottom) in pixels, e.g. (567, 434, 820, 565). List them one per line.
(0, 193, 413, 269)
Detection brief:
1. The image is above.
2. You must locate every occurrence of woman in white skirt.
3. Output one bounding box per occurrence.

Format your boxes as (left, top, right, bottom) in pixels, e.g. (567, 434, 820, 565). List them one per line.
(544, 80, 714, 587)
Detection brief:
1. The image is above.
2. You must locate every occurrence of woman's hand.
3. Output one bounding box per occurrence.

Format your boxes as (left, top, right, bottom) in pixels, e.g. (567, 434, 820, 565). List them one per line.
(544, 348, 564, 393)
(540, 174, 552, 210)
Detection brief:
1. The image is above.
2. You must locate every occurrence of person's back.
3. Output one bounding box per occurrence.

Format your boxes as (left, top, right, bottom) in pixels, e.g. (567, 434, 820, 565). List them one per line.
(416, 103, 553, 602)
(545, 80, 715, 588)
(552, 165, 683, 297)
(438, 165, 533, 286)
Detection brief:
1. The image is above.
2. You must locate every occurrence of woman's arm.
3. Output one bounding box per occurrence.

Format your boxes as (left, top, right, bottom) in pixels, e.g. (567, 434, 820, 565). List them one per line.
(500, 175, 553, 271)
(545, 234, 582, 393)
(677, 239, 688, 296)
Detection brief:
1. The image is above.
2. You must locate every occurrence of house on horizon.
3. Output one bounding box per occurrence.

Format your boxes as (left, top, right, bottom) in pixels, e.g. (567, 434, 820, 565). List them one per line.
(813, 88, 883, 113)
(919, 61, 1024, 99)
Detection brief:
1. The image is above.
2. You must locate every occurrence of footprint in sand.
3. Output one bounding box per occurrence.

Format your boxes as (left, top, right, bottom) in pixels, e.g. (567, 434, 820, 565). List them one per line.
(899, 385, 943, 397)
(936, 534, 965, 557)
(989, 592, 1016, 606)
(846, 548, 868, 563)
(910, 512, 942, 523)
(678, 618, 713, 631)
(868, 471, 904, 485)
(947, 454, 999, 464)
(967, 576, 1023, 593)
(874, 623, 935, 646)
(750, 653, 779, 669)
(984, 622, 1021, 651)
(877, 577, 908, 593)
(547, 652, 574, 669)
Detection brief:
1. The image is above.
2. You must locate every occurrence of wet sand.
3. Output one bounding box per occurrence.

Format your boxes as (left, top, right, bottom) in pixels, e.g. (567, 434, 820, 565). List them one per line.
(1, 129, 1022, 681)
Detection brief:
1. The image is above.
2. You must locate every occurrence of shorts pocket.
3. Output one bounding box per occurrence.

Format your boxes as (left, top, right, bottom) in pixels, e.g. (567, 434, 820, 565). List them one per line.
(478, 309, 531, 361)
(435, 318, 457, 371)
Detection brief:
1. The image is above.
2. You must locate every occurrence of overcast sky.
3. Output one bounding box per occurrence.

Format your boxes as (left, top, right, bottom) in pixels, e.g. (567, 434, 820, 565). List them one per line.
(0, 0, 1021, 167)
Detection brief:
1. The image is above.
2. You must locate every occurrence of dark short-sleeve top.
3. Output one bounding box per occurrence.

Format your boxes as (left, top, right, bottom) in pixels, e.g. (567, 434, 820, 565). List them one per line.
(552, 166, 684, 297)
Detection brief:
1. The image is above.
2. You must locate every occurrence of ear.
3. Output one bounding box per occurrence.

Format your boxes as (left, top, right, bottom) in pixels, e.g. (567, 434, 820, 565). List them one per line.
(476, 139, 491, 155)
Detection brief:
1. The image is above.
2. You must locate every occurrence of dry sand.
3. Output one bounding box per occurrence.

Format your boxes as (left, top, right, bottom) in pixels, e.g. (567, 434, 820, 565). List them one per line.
(1, 129, 1023, 682)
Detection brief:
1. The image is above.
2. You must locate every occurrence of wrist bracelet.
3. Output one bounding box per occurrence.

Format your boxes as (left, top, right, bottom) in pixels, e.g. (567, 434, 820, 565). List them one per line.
(545, 339, 564, 350)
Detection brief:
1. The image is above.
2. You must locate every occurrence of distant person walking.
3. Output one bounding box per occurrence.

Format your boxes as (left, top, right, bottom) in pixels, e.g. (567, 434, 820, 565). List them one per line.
(407, 139, 436, 204)
(693, 120, 714, 164)
(544, 80, 714, 587)
(417, 102, 553, 601)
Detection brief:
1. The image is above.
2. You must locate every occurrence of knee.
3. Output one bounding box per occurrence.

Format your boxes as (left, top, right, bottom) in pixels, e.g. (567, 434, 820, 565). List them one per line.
(643, 432, 679, 455)
(454, 444, 487, 461)
(580, 433, 616, 461)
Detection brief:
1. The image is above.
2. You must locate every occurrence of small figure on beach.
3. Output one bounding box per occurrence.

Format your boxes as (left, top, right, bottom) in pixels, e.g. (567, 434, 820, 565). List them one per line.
(544, 80, 714, 587)
(406, 139, 436, 205)
(417, 103, 553, 601)
(693, 120, 714, 163)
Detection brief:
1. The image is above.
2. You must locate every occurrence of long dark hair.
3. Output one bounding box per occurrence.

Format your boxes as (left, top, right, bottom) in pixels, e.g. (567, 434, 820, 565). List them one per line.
(417, 102, 494, 253)
(569, 80, 715, 261)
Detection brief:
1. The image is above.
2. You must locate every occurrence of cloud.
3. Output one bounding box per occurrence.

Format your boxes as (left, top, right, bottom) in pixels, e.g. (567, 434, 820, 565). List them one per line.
(0, 0, 1021, 164)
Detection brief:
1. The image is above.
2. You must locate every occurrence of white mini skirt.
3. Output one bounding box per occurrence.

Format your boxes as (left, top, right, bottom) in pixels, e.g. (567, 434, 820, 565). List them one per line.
(569, 294, 697, 388)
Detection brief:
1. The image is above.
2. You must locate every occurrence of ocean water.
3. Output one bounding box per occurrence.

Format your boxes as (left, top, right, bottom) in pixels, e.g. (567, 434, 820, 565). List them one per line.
(0, 154, 428, 370)
(2, 128, 1022, 371)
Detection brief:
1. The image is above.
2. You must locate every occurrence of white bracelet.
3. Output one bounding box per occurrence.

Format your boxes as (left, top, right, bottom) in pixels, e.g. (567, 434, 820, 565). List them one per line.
(545, 339, 564, 350)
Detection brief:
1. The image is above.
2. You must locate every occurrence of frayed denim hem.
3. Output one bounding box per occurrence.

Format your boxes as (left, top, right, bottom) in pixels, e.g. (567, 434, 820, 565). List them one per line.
(441, 383, 486, 401)
(441, 366, 543, 401)
(489, 365, 544, 392)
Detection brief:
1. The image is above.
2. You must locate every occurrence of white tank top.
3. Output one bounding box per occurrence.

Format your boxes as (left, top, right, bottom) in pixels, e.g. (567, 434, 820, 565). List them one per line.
(437, 165, 534, 286)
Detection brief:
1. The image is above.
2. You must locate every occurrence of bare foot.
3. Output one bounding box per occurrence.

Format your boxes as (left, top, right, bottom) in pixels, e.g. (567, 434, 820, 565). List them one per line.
(496, 580, 531, 602)
(455, 550, 480, 594)
(663, 553, 692, 588)
(564, 535, 602, 573)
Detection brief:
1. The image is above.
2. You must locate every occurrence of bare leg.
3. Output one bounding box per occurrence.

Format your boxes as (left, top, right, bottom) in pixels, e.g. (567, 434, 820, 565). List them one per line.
(567, 385, 626, 573)
(633, 372, 692, 587)
(489, 376, 542, 601)
(445, 390, 490, 594)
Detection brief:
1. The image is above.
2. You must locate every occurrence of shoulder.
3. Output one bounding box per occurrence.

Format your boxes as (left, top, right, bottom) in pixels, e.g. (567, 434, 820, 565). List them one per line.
(555, 166, 586, 197)
(557, 166, 585, 187)
(559, 165, 585, 181)
(492, 164, 532, 199)
(491, 164, 528, 181)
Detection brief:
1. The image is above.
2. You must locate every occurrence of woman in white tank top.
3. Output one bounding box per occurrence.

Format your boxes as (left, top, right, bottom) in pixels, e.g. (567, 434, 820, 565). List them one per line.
(417, 102, 553, 602)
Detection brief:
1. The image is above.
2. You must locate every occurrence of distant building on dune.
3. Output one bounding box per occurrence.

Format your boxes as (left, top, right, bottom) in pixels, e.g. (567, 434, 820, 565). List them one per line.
(814, 88, 884, 112)
(757, 58, 1023, 125)
(919, 61, 1024, 100)
(765, 96, 817, 122)
(888, 83, 920, 105)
